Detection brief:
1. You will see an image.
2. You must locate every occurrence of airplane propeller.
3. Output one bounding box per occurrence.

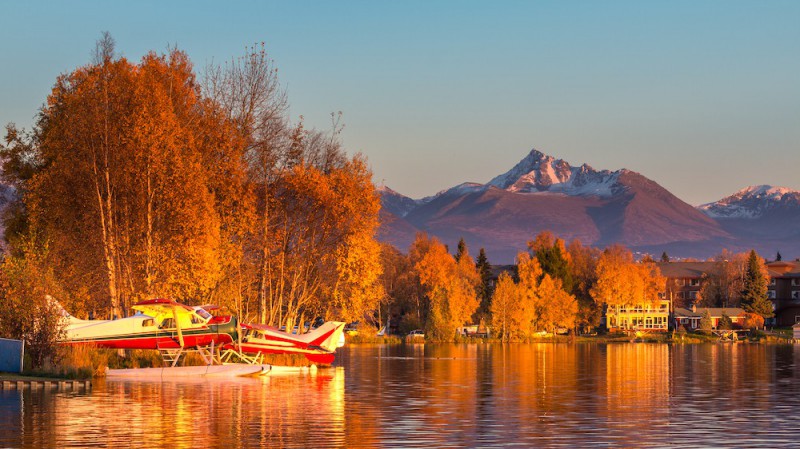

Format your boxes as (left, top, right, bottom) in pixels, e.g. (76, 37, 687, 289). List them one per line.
(172, 305, 185, 348)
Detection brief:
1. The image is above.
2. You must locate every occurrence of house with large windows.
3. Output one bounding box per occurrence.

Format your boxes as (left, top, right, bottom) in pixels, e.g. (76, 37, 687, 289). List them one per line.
(605, 300, 670, 332)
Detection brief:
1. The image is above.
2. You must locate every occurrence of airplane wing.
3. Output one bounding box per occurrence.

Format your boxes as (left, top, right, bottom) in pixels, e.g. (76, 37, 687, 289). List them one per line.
(131, 299, 194, 319)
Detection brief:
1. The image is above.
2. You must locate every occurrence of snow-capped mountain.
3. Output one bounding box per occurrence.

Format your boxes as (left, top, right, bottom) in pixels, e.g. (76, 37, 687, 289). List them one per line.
(487, 149, 626, 197)
(378, 148, 736, 262)
(377, 185, 422, 218)
(699, 185, 800, 219)
(695, 185, 800, 256)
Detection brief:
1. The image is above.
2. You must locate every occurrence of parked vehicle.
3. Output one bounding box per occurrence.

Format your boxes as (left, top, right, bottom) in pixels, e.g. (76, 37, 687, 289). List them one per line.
(344, 321, 360, 336)
(408, 329, 425, 338)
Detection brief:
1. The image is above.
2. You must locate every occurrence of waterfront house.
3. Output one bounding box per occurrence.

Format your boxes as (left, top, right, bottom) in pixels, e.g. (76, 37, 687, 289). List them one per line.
(605, 299, 671, 332)
(673, 306, 746, 330)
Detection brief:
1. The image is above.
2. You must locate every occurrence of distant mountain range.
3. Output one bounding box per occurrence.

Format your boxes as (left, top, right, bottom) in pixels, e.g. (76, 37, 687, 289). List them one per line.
(378, 149, 800, 263)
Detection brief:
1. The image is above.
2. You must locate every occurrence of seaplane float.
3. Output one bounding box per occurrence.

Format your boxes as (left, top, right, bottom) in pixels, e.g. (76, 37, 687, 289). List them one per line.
(59, 299, 346, 377)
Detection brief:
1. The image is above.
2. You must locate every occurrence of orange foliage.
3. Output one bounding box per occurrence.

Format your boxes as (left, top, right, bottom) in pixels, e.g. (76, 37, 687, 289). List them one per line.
(410, 234, 479, 340)
(591, 245, 665, 308)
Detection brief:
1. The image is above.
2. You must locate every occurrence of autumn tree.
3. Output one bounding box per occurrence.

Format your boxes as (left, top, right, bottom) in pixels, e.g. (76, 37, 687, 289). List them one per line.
(24, 46, 228, 318)
(0, 238, 66, 368)
(567, 239, 601, 330)
(536, 274, 578, 333)
(591, 245, 665, 328)
(515, 252, 543, 337)
(1, 124, 40, 245)
(379, 243, 421, 333)
(741, 250, 773, 323)
(410, 234, 479, 340)
(489, 272, 519, 341)
(204, 43, 287, 324)
(698, 250, 749, 307)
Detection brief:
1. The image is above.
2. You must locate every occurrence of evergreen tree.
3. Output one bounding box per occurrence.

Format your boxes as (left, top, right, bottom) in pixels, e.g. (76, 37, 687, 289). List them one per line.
(660, 251, 670, 263)
(741, 250, 774, 322)
(718, 312, 733, 330)
(529, 232, 574, 293)
(454, 237, 467, 263)
(777, 251, 782, 262)
(700, 309, 713, 331)
(475, 247, 493, 316)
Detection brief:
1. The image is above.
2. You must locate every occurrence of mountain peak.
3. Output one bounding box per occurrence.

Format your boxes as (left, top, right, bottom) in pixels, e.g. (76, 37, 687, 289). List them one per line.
(487, 148, 623, 197)
(699, 185, 800, 219)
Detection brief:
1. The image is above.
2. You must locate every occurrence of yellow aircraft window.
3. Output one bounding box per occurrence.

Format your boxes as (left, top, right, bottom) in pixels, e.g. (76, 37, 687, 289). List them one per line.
(142, 319, 154, 327)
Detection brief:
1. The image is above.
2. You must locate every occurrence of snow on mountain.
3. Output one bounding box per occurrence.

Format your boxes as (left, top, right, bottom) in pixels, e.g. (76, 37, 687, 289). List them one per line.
(418, 182, 487, 204)
(699, 185, 800, 219)
(487, 149, 626, 197)
(377, 184, 422, 218)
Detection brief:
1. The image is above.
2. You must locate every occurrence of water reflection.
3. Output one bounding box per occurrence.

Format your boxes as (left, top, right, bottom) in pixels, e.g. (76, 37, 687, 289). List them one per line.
(6, 344, 800, 447)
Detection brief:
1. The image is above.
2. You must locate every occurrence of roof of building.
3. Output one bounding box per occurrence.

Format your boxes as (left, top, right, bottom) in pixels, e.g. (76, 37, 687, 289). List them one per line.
(656, 262, 717, 278)
(674, 307, 746, 318)
(766, 261, 800, 278)
(658, 261, 800, 279)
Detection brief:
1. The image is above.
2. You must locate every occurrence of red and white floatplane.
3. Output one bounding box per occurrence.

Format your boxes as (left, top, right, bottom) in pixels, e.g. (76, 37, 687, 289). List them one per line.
(224, 321, 346, 365)
(59, 299, 346, 376)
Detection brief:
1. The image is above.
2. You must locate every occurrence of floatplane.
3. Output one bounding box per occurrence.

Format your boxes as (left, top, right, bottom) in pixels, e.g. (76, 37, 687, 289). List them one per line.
(223, 321, 346, 365)
(59, 299, 347, 375)
(60, 298, 247, 374)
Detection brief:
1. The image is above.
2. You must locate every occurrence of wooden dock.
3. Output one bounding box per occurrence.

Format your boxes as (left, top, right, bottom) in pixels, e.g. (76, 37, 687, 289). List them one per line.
(0, 378, 91, 391)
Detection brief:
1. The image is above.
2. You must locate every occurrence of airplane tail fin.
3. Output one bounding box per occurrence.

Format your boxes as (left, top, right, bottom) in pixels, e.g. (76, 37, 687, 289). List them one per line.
(47, 296, 89, 326)
(299, 322, 346, 352)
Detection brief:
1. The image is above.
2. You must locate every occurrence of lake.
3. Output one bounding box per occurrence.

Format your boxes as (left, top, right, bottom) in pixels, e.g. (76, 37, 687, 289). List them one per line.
(2, 343, 800, 447)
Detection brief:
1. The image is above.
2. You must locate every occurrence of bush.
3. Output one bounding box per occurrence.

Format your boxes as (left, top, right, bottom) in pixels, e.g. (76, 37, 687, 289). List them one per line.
(0, 240, 67, 370)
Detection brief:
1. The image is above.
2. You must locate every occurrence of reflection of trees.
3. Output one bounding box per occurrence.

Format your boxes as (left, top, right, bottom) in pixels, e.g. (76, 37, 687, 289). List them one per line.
(10, 344, 800, 446)
(37, 370, 346, 447)
(604, 344, 670, 422)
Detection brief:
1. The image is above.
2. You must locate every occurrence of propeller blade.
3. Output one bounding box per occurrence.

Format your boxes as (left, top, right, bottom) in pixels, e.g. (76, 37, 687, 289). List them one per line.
(172, 306, 185, 348)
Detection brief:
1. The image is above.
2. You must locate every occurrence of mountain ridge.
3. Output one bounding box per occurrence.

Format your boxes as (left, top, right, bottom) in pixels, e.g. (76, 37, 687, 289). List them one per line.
(377, 149, 797, 263)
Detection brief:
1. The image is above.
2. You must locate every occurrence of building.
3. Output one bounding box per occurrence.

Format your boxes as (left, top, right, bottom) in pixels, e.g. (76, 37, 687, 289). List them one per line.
(657, 260, 800, 327)
(674, 306, 746, 330)
(656, 261, 715, 307)
(766, 260, 800, 326)
(605, 299, 670, 332)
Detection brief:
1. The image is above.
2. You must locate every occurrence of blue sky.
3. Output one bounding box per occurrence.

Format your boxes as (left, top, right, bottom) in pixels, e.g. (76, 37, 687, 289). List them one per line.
(1, 1, 798, 205)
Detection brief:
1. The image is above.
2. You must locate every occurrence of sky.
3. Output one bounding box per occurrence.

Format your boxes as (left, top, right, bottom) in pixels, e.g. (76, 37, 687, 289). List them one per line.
(1, 1, 798, 205)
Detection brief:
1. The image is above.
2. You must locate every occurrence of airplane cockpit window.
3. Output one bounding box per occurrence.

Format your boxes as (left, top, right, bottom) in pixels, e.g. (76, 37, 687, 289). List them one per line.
(195, 308, 212, 320)
(142, 319, 155, 327)
(160, 318, 175, 329)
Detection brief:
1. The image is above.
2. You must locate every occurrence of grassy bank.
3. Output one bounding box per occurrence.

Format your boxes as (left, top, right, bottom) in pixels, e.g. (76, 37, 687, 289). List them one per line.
(350, 329, 786, 345)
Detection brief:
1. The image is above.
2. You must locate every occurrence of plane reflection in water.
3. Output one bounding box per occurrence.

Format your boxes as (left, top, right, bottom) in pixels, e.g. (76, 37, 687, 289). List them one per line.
(3, 368, 346, 448)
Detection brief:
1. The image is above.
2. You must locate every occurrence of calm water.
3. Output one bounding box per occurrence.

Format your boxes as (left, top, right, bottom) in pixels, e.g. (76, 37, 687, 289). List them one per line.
(3, 343, 800, 448)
